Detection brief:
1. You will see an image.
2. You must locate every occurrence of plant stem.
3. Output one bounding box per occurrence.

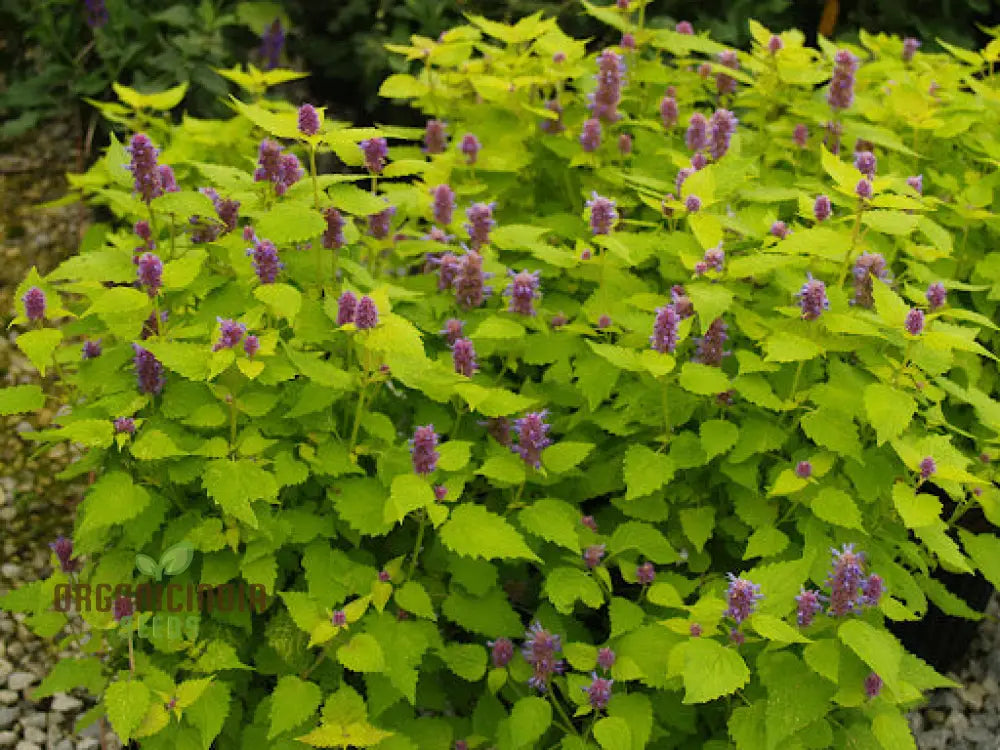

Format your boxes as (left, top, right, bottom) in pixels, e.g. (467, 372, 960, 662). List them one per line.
(310, 145, 320, 209)
(548, 685, 579, 737)
(348, 384, 368, 454)
(408, 510, 428, 579)
(837, 204, 864, 286)
(660, 378, 670, 448)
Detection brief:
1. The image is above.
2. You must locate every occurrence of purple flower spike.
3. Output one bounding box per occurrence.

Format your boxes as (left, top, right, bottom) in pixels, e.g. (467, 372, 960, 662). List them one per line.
(650, 305, 680, 354)
(828, 49, 859, 110)
(716, 50, 739, 95)
(158, 165, 178, 194)
(675, 168, 694, 195)
(919, 456, 936, 480)
(113, 596, 134, 623)
(355, 296, 379, 330)
(597, 647, 616, 672)
(455, 250, 493, 309)
(708, 109, 738, 161)
(703, 247, 725, 272)
(636, 562, 655, 585)
(437, 253, 460, 291)
(908, 175, 923, 195)
(137, 253, 163, 297)
(581, 515, 598, 531)
(368, 205, 397, 239)
(360, 137, 388, 174)
(83, 0, 109, 28)
(725, 574, 763, 624)
(691, 152, 707, 170)
(865, 672, 883, 699)
(431, 184, 456, 226)
(903, 37, 921, 62)
(795, 461, 813, 479)
(322, 207, 345, 250)
(796, 274, 830, 321)
(694, 318, 729, 365)
(768, 35, 783, 54)
(794, 124, 808, 148)
(452, 338, 478, 377)
(583, 673, 614, 710)
(132, 344, 165, 395)
(685, 113, 709, 152)
(826, 543, 866, 617)
(298, 104, 320, 136)
(22, 287, 46, 321)
(905, 308, 925, 335)
(243, 335, 260, 358)
(127, 133, 165, 203)
(860, 574, 884, 607)
(81, 340, 102, 360)
(589, 49, 625, 123)
(676, 21, 693, 34)
(523, 622, 565, 693)
(660, 96, 678, 129)
(587, 193, 618, 235)
(332, 610, 347, 627)
(795, 588, 823, 627)
(213, 318, 247, 352)
(851, 252, 890, 308)
(410, 425, 440, 476)
(926, 282, 946, 310)
(424, 119, 448, 154)
(441, 318, 464, 345)
(337, 291, 358, 325)
(690, 623, 703, 637)
(248, 239, 283, 284)
(49, 536, 81, 573)
(580, 118, 602, 152)
(620, 33, 635, 50)
(488, 637, 514, 667)
(685, 195, 702, 213)
(114, 417, 135, 435)
(854, 150, 877, 179)
(505, 270, 542, 316)
(856, 178, 873, 201)
(771, 221, 789, 238)
(583, 544, 606, 569)
(254, 139, 302, 195)
(259, 19, 284, 70)
(597, 314, 612, 329)
(512, 411, 553, 469)
(464, 202, 496, 249)
(459, 134, 481, 165)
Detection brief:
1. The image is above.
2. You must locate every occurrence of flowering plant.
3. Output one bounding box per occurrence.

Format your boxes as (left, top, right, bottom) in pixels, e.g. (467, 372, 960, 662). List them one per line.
(2, 4, 1000, 748)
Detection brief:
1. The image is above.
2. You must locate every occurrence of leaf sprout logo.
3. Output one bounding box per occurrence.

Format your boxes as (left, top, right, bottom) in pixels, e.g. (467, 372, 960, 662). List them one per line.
(134, 540, 194, 580)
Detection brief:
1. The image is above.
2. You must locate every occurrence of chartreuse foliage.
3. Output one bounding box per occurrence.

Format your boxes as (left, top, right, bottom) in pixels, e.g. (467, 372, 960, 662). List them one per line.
(3, 2, 1000, 748)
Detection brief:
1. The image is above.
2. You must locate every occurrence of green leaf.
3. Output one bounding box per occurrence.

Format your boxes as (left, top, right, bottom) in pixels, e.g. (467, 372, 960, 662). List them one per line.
(623, 444, 673, 501)
(508, 696, 551, 748)
(862, 210, 918, 236)
(744, 527, 790, 559)
(113, 81, 188, 110)
(680, 638, 750, 703)
(958, 531, 1000, 589)
(151, 189, 215, 218)
(0, 385, 45, 416)
(162, 249, 207, 290)
(700, 420, 738, 460)
(186, 681, 231, 750)
(751, 614, 810, 644)
(679, 362, 730, 395)
(384, 474, 434, 524)
(543, 567, 604, 613)
(78, 472, 151, 535)
(441, 643, 487, 681)
(191, 640, 252, 672)
(686, 282, 732, 323)
(338, 633, 386, 673)
(33, 657, 106, 698)
(202, 459, 279, 528)
(801, 409, 861, 460)
(609, 597, 646, 638)
(892, 483, 942, 528)
(394, 581, 436, 620)
(327, 183, 392, 215)
(440, 504, 540, 561)
(838, 619, 902, 689)
(821, 144, 859, 187)
(298, 721, 393, 748)
(518, 498, 581, 551)
(764, 334, 822, 363)
(476, 452, 526, 485)
(609, 521, 677, 563)
(269, 675, 322, 739)
(607, 693, 653, 750)
(811, 487, 864, 530)
(759, 652, 835, 749)
(255, 283, 302, 321)
(141, 341, 211, 381)
(105, 680, 150, 742)
(872, 711, 917, 750)
(679, 507, 715, 552)
(593, 717, 632, 750)
(378, 73, 430, 99)
(542, 442, 593, 473)
(471, 316, 526, 340)
(16, 329, 63, 375)
(437, 441, 472, 471)
(130, 430, 184, 460)
(256, 203, 327, 244)
(872, 279, 909, 329)
(863, 384, 916, 445)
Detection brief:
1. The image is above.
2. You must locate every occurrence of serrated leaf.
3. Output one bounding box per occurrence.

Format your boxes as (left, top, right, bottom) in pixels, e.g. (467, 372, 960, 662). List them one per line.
(508, 697, 551, 748)
(543, 567, 604, 613)
(679, 362, 730, 395)
(958, 531, 1000, 589)
(440, 505, 540, 561)
(256, 203, 327, 244)
(593, 716, 632, 750)
(105, 680, 150, 742)
(542, 441, 593, 473)
(441, 643, 487, 681)
(700, 420, 738, 460)
(863, 384, 916, 445)
(384, 474, 434, 524)
(269, 675, 322, 739)
(78, 471, 151, 535)
(680, 639, 749, 703)
(255, 283, 302, 320)
(679, 507, 715, 552)
(838, 619, 902, 689)
(518, 498, 580, 551)
(394, 581, 436, 620)
(0, 385, 45, 416)
(811, 487, 864, 530)
(892, 483, 942, 528)
(764, 334, 822, 363)
(623, 444, 673, 501)
(16, 328, 63, 375)
(202, 459, 279, 528)
(338, 634, 385, 673)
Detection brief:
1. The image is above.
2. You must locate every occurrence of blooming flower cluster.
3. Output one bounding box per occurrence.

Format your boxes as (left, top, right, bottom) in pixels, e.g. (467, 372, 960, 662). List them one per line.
(826, 544, 883, 617)
(580, 118, 602, 152)
(454, 250, 493, 309)
(254, 139, 303, 196)
(127, 134, 178, 203)
(213, 319, 247, 352)
(505, 270, 542, 316)
(715, 50, 739, 95)
(410, 425, 440, 475)
(828, 49, 859, 110)
(322, 207, 345, 250)
(360, 138, 388, 174)
(247, 239, 283, 284)
(459, 134, 481, 165)
(452, 338, 478, 376)
(694, 318, 729, 365)
(137, 253, 163, 298)
(132, 344, 165, 395)
(589, 49, 625, 122)
(297, 104, 320, 137)
(650, 305, 681, 354)
(424, 120, 448, 154)
(708, 108, 738, 161)
(796, 274, 829, 320)
(431, 184, 456, 226)
(587, 193, 618, 235)
(512, 411, 552, 468)
(22, 287, 46, 321)
(522, 622, 565, 693)
(465, 202, 496, 248)
(725, 574, 763, 625)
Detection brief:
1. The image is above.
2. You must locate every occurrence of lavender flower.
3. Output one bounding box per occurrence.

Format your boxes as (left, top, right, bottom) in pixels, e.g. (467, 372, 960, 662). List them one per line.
(771, 221, 789, 239)
(795, 461, 813, 479)
(826, 544, 866, 617)
(552, 51, 567, 64)
(522, 622, 565, 693)
(580, 118, 602, 152)
(724, 574, 763, 624)
(685, 113, 709, 152)
(597, 648, 616, 672)
(703, 247, 725, 272)
(827, 50, 859, 110)
(671, 286, 693, 318)
(650, 305, 680, 354)
(814, 195, 832, 222)
(505, 270, 541, 316)
(676, 21, 694, 34)
(298, 104, 320, 137)
(694, 318, 729, 365)
(465, 203, 496, 249)
(425, 227, 453, 243)
(636, 562, 655, 585)
(690, 623, 703, 637)
(489, 637, 514, 667)
(332, 610, 347, 627)
(424, 119, 448, 154)
(213, 318, 246, 352)
(589, 49, 625, 122)
(795, 588, 823, 627)
(114, 417, 135, 435)
(691, 152, 707, 170)
(355, 296, 379, 329)
(907, 175, 923, 195)
(437, 253, 460, 291)
(276, 154, 303, 196)
(902, 37, 921, 62)
(856, 178, 873, 201)
(597, 314, 612, 329)
(113, 596, 134, 623)
(675, 168, 694, 195)
(768, 35, 783, 54)
(127, 134, 166, 203)
(137, 253, 163, 297)
(244, 335, 259, 358)
(322, 207, 345, 250)
(581, 515, 597, 531)
(660, 96, 678, 129)
(81, 339, 102, 360)
(824, 120, 844, 154)
(905, 308, 925, 335)
(583, 673, 613, 710)
(851, 252, 890, 308)
(926, 282, 946, 310)
(368, 205, 397, 239)
(360, 138, 388, 174)
(540, 100, 566, 135)
(247, 239, 283, 284)
(434, 485, 447, 501)
(919, 456, 936, 480)
(259, 19, 284, 70)
(620, 33, 635, 50)
(793, 124, 808, 148)
(854, 150, 877, 179)
(716, 50, 739, 95)
(410, 425, 440, 475)
(452, 338, 478, 377)
(441, 318, 464, 345)
(860, 574, 884, 607)
(49, 536, 80, 573)
(254, 140, 302, 195)
(512, 410, 552, 469)
(22, 287, 46, 321)
(337, 291, 358, 325)
(708, 109, 738, 161)
(865, 673, 883, 699)
(459, 134, 481, 165)
(587, 193, 618, 235)
(132, 344, 165, 395)
(83, 0, 109, 28)
(583, 544, 606, 569)
(796, 274, 829, 321)
(430, 184, 456, 227)
(685, 195, 702, 213)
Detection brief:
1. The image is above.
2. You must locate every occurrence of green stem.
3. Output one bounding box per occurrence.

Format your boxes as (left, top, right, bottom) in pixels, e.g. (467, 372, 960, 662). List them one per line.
(228, 397, 238, 455)
(310, 144, 320, 209)
(548, 685, 580, 737)
(408, 511, 428, 579)
(788, 361, 804, 403)
(837, 204, 864, 286)
(660, 378, 670, 448)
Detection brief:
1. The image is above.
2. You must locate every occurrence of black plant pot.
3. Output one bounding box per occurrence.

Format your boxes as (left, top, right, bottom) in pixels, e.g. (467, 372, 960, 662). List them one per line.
(888, 482, 998, 674)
